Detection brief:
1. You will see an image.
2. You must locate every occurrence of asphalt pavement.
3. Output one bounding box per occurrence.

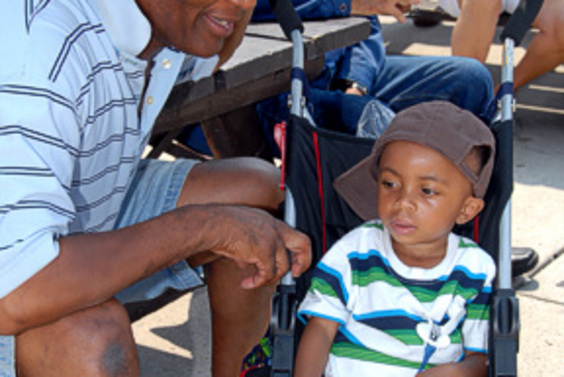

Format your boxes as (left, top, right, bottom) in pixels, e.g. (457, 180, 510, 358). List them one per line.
(133, 16, 564, 376)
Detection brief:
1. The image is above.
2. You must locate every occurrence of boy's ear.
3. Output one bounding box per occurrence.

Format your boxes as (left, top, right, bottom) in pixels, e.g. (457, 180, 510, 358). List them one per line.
(455, 197, 485, 225)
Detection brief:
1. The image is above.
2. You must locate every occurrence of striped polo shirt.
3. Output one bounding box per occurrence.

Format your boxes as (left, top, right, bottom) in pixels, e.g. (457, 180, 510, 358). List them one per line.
(0, 0, 217, 298)
(298, 220, 496, 377)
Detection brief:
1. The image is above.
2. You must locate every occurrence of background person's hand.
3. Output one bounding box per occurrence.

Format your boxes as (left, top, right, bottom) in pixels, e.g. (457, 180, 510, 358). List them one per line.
(203, 205, 312, 289)
(350, 0, 419, 22)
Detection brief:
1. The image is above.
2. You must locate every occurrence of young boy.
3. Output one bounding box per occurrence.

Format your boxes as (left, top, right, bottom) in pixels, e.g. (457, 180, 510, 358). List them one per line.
(294, 101, 496, 377)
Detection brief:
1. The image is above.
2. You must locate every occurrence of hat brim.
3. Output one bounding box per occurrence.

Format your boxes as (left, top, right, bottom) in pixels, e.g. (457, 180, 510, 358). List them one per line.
(333, 153, 380, 221)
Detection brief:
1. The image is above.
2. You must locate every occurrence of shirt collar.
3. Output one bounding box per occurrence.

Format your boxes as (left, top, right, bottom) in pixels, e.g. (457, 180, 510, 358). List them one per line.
(89, 0, 152, 57)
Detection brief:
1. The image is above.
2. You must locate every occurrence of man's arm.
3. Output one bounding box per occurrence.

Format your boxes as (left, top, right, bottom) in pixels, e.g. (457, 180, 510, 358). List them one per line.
(0, 204, 310, 335)
(251, 0, 418, 24)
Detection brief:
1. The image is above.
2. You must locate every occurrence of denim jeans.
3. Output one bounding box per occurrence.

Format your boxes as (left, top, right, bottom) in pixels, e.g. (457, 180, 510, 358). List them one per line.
(0, 336, 14, 377)
(255, 54, 494, 157)
(371, 55, 494, 122)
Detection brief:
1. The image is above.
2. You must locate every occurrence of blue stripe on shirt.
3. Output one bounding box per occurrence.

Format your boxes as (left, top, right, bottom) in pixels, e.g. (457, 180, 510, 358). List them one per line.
(49, 22, 105, 82)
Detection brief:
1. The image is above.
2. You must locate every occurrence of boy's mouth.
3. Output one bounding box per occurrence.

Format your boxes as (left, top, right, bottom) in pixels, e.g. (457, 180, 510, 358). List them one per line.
(389, 219, 416, 235)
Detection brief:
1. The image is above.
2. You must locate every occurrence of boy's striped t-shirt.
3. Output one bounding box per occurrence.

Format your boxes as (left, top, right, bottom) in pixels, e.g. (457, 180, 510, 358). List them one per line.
(298, 220, 496, 377)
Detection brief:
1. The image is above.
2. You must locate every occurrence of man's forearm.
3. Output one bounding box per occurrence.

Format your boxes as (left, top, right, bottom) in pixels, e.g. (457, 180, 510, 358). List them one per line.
(0, 205, 213, 335)
(0, 200, 311, 335)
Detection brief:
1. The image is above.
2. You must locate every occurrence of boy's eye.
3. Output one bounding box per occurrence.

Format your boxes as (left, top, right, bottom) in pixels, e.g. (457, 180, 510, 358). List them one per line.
(381, 179, 397, 188)
(422, 187, 436, 196)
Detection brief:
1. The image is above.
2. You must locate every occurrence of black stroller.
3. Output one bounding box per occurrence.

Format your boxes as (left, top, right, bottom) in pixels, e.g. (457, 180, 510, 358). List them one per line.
(262, 0, 544, 376)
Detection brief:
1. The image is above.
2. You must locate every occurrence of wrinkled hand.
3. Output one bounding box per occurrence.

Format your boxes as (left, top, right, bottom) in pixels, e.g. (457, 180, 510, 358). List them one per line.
(351, 0, 419, 23)
(204, 205, 312, 289)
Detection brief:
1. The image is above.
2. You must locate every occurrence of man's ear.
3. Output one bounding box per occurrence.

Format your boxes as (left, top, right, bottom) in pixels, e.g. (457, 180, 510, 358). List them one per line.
(455, 197, 485, 225)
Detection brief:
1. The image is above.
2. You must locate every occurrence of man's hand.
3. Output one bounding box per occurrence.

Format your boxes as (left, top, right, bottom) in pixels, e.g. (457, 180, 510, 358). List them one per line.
(202, 205, 312, 289)
(351, 0, 419, 23)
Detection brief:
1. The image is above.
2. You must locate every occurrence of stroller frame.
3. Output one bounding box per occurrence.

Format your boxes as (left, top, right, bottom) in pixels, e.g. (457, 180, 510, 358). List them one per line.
(266, 0, 544, 376)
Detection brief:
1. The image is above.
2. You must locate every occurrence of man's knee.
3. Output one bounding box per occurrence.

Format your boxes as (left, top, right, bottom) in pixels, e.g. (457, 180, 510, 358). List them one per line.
(16, 299, 138, 377)
(180, 156, 284, 212)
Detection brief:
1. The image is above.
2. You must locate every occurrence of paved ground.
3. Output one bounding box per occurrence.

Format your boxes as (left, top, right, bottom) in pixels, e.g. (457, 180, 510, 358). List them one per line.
(133, 16, 564, 376)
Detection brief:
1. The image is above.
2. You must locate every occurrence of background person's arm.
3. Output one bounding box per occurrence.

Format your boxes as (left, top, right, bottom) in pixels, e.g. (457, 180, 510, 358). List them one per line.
(351, 0, 419, 22)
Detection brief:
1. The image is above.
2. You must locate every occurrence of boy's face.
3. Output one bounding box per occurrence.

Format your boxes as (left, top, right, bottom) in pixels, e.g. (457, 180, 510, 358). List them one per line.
(377, 140, 484, 267)
(136, 0, 255, 58)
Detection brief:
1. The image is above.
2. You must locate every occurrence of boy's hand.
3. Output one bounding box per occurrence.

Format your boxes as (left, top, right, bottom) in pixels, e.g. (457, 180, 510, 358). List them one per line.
(416, 352, 488, 377)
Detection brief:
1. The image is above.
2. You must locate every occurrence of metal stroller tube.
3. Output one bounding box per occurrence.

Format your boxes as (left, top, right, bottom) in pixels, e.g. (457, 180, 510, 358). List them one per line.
(491, 1, 543, 375)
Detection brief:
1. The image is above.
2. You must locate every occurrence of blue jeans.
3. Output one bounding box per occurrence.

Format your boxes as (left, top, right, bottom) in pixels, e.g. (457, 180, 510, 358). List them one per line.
(255, 55, 494, 156)
(371, 55, 493, 121)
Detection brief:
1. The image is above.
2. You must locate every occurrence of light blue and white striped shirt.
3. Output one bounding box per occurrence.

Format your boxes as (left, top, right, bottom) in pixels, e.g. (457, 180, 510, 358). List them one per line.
(0, 0, 218, 298)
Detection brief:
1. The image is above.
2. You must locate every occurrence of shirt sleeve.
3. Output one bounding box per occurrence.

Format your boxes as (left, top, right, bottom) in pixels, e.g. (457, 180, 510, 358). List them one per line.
(297, 241, 355, 326)
(0, 77, 78, 299)
(335, 16, 386, 92)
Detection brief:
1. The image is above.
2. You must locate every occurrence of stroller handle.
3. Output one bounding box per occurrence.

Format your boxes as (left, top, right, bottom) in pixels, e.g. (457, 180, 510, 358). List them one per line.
(268, 0, 304, 40)
(499, 0, 544, 45)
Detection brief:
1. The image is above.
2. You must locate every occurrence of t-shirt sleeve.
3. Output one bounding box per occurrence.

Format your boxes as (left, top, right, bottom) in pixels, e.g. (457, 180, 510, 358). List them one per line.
(0, 78, 77, 299)
(297, 241, 355, 326)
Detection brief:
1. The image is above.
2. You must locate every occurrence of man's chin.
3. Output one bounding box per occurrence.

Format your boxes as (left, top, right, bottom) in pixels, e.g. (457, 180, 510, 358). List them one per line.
(184, 40, 223, 58)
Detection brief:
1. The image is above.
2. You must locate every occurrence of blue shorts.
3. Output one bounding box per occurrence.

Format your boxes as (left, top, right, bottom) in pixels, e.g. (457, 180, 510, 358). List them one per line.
(0, 158, 202, 376)
(114, 158, 204, 304)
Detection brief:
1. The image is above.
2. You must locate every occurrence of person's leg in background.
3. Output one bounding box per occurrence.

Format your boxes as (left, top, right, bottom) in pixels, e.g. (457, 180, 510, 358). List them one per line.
(371, 54, 495, 122)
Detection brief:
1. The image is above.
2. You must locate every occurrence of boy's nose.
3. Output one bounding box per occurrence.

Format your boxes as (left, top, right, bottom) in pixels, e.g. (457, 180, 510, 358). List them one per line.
(394, 190, 416, 212)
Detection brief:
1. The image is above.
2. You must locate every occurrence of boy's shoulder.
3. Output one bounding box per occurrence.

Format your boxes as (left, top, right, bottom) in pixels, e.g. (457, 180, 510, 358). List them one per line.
(328, 219, 389, 256)
(341, 219, 386, 242)
(449, 233, 497, 278)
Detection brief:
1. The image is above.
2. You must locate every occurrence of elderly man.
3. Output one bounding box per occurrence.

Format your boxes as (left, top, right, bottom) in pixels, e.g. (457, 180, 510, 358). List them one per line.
(0, 0, 312, 376)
